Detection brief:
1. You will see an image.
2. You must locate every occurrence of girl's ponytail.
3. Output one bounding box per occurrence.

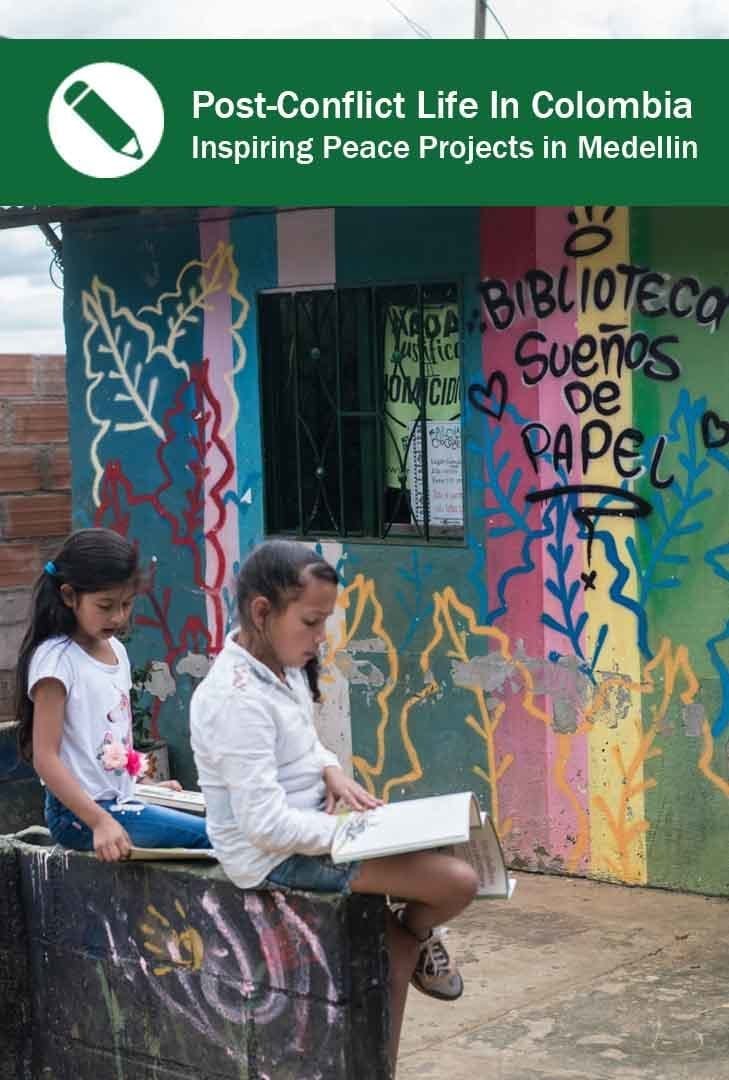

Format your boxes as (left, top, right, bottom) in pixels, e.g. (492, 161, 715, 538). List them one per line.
(15, 566, 76, 761)
(304, 656, 323, 703)
(14, 528, 139, 762)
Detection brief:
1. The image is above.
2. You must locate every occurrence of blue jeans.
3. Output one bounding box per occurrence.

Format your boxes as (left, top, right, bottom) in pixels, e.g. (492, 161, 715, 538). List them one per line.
(264, 853, 361, 895)
(45, 791, 211, 850)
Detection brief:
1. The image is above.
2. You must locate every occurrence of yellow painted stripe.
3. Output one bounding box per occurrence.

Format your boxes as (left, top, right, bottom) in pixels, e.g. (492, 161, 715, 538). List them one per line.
(577, 207, 647, 885)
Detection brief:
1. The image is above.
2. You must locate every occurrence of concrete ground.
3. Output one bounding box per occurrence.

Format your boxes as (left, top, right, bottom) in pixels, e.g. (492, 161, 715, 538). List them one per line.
(398, 872, 729, 1079)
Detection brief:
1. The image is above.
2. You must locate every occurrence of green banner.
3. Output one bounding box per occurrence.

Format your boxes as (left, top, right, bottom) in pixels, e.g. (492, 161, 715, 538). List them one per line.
(2, 39, 729, 204)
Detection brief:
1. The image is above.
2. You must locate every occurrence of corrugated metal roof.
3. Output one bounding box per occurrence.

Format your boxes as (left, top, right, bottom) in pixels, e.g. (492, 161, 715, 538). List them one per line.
(0, 206, 202, 229)
(0, 206, 315, 230)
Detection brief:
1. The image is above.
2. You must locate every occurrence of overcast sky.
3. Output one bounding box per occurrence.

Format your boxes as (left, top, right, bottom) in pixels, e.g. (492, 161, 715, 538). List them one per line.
(1, 0, 726, 354)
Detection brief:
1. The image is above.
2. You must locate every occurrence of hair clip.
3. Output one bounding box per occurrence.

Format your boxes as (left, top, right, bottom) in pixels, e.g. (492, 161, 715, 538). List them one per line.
(44, 560, 58, 577)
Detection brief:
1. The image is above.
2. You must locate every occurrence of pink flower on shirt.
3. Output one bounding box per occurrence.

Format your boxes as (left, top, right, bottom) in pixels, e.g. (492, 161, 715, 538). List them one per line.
(97, 732, 146, 777)
(125, 748, 148, 778)
(101, 739, 127, 771)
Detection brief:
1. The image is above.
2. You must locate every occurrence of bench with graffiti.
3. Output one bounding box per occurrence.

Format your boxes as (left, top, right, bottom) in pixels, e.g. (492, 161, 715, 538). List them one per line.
(0, 805, 390, 1079)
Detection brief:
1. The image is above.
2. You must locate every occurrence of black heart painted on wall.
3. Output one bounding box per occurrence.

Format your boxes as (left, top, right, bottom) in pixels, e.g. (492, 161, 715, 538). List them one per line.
(468, 372, 508, 421)
(701, 410, 729, 450)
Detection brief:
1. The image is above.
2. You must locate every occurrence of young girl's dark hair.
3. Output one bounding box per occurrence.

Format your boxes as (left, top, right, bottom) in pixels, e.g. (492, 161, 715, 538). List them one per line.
(15, 528, 139, 761)
(236, 539, 339, 702)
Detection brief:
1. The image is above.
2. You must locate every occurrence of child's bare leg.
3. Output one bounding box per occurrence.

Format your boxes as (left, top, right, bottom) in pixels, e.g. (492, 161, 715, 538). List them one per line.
(384, 908, 419, 1075)
(351, 852, 479, 1070)
(352, 850, 479, 935)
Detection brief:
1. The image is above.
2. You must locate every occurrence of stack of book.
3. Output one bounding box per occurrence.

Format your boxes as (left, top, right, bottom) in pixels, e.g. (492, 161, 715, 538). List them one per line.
(135, 784, 206, 815)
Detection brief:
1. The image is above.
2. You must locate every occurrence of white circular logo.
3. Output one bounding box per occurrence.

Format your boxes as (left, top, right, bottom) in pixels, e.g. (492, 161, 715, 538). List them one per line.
(48, 62, 164, 179)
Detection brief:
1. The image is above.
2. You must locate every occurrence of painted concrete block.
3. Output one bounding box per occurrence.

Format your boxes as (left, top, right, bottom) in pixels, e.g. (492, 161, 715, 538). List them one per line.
(2, 833, 390, 1080)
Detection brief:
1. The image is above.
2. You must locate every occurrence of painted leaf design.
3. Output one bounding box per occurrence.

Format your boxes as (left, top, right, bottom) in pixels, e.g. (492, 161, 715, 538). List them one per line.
(82, 276, 186, 504)
(323, 573, 404, 800)
(139, 241, 250, 437)
(406, 587, 551, 838)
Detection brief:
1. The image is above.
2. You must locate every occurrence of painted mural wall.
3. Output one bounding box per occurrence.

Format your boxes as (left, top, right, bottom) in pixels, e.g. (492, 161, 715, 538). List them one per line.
(62, 206, 729, 896)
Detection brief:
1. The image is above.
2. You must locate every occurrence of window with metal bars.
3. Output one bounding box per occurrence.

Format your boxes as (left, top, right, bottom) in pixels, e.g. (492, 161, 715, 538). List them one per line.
(259, 281, 464, 542)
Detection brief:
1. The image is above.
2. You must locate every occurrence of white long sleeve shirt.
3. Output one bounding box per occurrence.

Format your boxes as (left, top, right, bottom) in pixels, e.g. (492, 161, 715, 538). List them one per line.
(190, 632, 341, 888)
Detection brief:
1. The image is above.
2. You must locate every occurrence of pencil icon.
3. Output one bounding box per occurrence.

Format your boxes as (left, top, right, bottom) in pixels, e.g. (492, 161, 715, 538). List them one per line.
(64, 80, 143, 159)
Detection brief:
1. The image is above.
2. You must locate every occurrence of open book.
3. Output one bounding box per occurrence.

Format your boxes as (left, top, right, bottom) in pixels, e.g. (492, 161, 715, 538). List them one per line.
(331, 791, 516, 899)
(135, 784, 206, 815)
(126, 846, 216, 862)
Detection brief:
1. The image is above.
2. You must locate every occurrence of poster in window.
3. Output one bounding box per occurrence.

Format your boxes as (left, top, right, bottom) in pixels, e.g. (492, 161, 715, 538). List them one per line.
(407, 420, 464, 527)
(383, 297, 462, 526)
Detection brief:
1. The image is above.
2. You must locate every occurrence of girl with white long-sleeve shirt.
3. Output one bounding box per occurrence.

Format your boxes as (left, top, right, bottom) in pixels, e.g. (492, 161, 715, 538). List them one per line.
(190, 540, 478, 1075)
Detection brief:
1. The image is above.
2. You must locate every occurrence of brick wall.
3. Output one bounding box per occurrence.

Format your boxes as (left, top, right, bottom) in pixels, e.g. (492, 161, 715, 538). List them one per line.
(0, 355, 71, 724)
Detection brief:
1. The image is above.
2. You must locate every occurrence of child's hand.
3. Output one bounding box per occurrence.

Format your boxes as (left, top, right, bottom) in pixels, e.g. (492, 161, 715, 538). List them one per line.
(151, 780, 183, 791)
(93, 815, 132, 862)
(323, 766, 383, 814)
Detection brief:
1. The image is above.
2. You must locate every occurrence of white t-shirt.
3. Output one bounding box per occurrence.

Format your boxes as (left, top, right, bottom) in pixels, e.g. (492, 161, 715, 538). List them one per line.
(190, 632, 341, 889)
(28, 635, 136, 802)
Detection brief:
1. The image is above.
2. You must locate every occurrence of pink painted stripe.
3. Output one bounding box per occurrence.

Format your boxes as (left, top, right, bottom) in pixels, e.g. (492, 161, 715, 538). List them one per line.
(535, 206, 590, 873)
(480, 207, 550, 863)
(199, 212, 240, 651)
(277, 209, 335, 286)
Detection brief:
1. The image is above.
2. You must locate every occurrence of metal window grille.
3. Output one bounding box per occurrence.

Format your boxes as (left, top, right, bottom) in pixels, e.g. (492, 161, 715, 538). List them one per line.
(259, 281, 464, 542)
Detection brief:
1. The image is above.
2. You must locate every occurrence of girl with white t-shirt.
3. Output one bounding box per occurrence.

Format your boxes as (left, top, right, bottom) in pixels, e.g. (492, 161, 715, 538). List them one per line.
(190, 540, 479, 1074)
(15, 528, 210, 861)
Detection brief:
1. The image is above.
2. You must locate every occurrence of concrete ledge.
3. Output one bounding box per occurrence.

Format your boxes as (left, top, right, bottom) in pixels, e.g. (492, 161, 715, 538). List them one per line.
(0, 832, 391, 1079)
(0, 836, 31, 1080)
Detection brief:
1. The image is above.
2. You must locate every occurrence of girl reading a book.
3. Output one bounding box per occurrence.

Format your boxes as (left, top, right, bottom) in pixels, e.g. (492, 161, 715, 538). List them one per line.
(190, 540, 478, 1071)
(15, 528, 210, 861)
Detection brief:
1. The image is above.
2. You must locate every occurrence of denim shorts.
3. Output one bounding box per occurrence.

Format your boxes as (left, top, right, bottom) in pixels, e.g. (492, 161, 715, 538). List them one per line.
(264, 853, 362, 895)
(45, 790, 211, 851)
